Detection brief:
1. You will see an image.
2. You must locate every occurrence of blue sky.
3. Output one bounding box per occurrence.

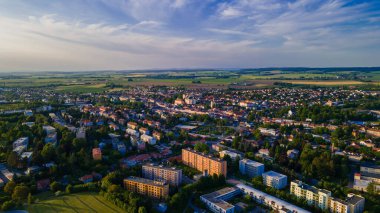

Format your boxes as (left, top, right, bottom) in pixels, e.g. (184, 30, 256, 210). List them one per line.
(0, 0, 379, 71)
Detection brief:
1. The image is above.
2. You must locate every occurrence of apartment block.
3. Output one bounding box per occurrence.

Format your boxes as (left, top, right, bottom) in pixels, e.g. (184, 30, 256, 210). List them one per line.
(290, 180, 331, 210)
(142, 164, 182, 187)
(123, 176, 169, 199)
(239, 158, 264, 178)
(200, 187, 241, 213)
(262, 171, 287, 189)
(182, 148, 227, 177)
(329, 194, 365, 213)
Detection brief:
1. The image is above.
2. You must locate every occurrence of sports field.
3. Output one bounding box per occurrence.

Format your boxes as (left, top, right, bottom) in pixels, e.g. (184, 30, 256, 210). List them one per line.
(28, 192, 125, 213)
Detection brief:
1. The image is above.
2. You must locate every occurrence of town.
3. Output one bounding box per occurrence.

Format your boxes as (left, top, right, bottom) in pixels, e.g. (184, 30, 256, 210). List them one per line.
(0, 85, 379, 213)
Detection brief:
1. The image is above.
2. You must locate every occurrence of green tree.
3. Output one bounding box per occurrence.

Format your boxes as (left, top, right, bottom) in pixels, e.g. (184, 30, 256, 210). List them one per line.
(12, 185, 30, 201)
(27, 193, 34, 204)
(41, 143, 55, 162)
(1, 200, 15, 211)
(65, 184, 73, 193)
(194, 142, 209, 153)
(7, 151, 18, 168)
(4, 181, 16, 194)
(50, 181, 62, 192)
(138, 206, 148, 213)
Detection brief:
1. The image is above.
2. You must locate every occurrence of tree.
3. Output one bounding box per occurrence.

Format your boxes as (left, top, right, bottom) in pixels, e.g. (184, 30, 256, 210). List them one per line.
(138, 206, 148, 213)
(65, 184, 73, 193)
(41, 143, 55, 162)
(50, 181, 62, 192)
(4, 181, 16, 194)
(367, 182, 377, 195)
(194, 142, 209, 153)
(7, 151, 18, 168)
(12, 185, 30, 201)
(1, 200, 14, 211)
(28, 193, 34, 204)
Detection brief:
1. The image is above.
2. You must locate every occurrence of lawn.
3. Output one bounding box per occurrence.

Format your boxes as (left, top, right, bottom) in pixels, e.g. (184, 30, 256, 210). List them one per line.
(28, 192, 125, 213)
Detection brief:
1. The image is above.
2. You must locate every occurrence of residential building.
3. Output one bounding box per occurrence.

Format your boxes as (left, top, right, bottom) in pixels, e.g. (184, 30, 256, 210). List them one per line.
(236, 183, 311, 213)
(142, 164, 182, 187)
(219, 150, 243, 160)
(76, 127, 86, 139)
(126, 128, 140, 137)
(127, 122, 138, 130)
(239, 159, 264, 178)
(13, 137, 29, 149)
(262, 171, 287, 189)
(124, 176, 169, 199)
(141, 134, 156, 145)
(182, 148, 227, 177)
(92, 148, 102, 160)
(329, 194, 365, 213)
(200, 187, 241, 213)
(290, 180, 331, 210)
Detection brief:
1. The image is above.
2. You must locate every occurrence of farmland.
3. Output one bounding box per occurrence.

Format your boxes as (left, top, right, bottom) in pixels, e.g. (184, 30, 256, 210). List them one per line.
(0, 68, 379, 91)
(28, 192, 125, 213)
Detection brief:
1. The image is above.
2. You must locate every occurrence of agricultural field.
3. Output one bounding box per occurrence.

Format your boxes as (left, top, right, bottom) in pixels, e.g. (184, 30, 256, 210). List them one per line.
(0, 69, 379, 91)
(28, 192, 125, 213)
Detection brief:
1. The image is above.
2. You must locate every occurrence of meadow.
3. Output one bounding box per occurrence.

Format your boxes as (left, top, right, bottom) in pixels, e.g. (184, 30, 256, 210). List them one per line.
(28, 192, 125, 213)
(0, 69, 379, 91)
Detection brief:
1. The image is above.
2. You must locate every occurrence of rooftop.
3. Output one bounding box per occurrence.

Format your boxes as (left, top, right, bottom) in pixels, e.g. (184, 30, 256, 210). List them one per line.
(263, 170, 287, 179)
(201, 187, 239, 211)
(184, 148, 225, 162)
(240, 158, 264, 167)
(125, 176, 167, 187)
(143, 163, 181, 172)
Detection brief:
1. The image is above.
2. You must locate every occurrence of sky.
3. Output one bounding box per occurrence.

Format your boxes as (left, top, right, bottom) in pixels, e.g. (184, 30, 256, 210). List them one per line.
(0, 0, 380, 72)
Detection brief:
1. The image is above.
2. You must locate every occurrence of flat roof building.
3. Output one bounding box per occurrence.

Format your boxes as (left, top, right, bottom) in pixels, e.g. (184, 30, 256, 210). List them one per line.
(142, 164, 182, 187)
(182, 148, 227, 177)
(262, 170, 287, 189)
(124, 176, 169, 199)
(236, 183, 311, 213)
(200, 187, 241, 213)
(290, 180, 331, 210)
(239, 158, 264, 178)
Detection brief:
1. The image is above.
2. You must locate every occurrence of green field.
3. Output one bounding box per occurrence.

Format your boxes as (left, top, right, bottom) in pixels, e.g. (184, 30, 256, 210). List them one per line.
(0, 69, 379, 91)
(28, 192, 125, 213)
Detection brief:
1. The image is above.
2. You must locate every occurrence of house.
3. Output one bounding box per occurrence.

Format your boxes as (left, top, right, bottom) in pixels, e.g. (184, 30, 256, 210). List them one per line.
(139, 127, 150, 135)
(174, 99, 185, 106)
(92, 148, 102, 160)
(127, 122, 138, 130)
(37, 179, 50, 191)
(153, 131, 162, 141)
(141, 134, 157, 145)
(79, 175, 93, 183)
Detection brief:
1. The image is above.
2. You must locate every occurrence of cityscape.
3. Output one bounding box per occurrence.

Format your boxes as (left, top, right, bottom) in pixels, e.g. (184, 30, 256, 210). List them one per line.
(0, 1, 380, 213)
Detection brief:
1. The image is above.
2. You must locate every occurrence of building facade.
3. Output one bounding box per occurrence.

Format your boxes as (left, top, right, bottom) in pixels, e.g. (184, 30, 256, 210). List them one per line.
(290, 180, 331, 210)
(239, 158, 264, 178)
(142, 164, 182, 187)
(200, 187, 241, 213)
(182, 148, 227, 177)
(262, 171, 287, 189)
(123, 176, 169, 199)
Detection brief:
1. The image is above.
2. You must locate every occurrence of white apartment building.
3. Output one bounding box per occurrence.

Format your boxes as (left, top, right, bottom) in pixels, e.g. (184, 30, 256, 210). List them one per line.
(290, 180, 331, 210)
(239, 158, 264, 178)
(262, 171, 287, 189)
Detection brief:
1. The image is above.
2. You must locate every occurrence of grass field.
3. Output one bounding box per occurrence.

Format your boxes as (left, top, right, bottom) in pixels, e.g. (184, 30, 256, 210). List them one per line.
(0, 70, 379, 91)
(284, 80, 365, 85)
(28, 192, 125, 213)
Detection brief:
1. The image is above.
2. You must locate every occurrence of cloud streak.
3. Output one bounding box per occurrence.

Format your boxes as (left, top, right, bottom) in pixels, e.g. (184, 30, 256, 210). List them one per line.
(0, 0, 379, 71)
